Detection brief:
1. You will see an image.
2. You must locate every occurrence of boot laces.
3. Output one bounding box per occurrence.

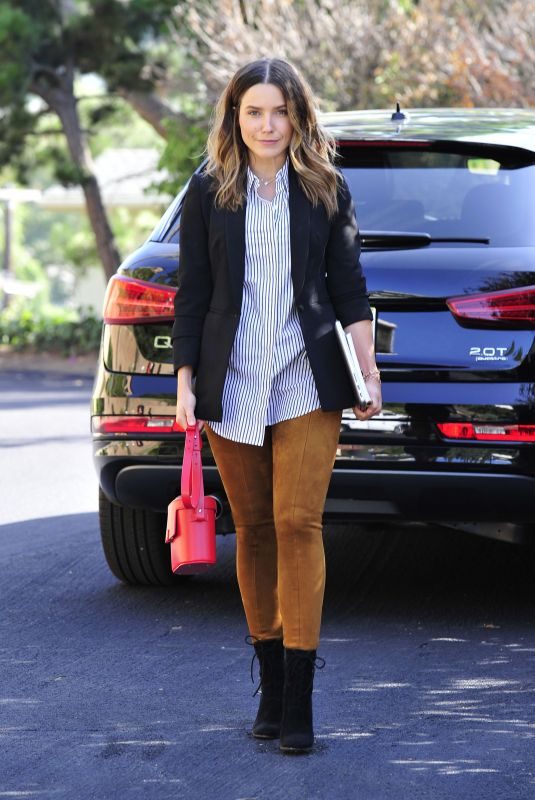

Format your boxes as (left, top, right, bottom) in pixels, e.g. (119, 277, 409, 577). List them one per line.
(245, 634, 263, 697)
(245, 634, 286, 698)
(245, 636, 325, 697)
(286, 652, 326, 697)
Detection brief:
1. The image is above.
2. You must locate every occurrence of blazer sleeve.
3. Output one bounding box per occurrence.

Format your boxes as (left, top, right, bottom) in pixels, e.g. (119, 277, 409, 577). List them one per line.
(171, 172, 213, 377)
(325, 173, 373, 327)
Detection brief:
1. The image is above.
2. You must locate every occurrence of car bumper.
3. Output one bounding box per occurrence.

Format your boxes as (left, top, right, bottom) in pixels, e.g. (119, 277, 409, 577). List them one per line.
(93, 439, 535, 525)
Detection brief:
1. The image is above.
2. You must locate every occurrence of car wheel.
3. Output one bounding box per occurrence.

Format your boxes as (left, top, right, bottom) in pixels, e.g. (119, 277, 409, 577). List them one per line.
(98, 487, 185, 586)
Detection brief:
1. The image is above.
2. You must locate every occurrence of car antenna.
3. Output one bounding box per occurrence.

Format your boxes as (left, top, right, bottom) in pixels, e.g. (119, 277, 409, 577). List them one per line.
(391, 102, 407, 122)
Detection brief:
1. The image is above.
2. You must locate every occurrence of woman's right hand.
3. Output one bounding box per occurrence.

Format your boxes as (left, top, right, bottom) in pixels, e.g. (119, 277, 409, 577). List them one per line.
(176, 366, 204, 432)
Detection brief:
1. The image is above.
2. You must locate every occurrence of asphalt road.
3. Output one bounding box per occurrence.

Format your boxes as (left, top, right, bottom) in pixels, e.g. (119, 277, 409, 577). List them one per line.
(1, 368, 535, 799)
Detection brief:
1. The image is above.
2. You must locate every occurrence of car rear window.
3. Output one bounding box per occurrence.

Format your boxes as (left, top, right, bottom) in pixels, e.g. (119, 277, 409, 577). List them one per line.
(339, 144, 535, 246)
(156, 144, 535, 247)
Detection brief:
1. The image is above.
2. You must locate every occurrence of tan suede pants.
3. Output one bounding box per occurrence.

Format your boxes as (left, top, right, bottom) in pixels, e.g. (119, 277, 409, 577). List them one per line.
(204, 407, 342, 650)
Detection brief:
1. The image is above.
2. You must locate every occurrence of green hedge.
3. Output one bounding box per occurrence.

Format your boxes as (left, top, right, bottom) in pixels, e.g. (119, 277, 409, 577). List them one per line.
(0, 304, 102, 356)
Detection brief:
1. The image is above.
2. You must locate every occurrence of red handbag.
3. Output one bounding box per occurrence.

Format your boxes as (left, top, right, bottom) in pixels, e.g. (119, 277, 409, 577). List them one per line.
(165, 422, 217, 574)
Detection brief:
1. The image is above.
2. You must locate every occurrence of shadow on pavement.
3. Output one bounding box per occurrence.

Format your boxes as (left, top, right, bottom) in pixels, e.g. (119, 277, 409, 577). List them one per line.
(3, 512, 534, 624)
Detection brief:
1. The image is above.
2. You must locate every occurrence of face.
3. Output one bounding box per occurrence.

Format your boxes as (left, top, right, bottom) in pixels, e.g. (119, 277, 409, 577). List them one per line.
(237, 82, 293, 169)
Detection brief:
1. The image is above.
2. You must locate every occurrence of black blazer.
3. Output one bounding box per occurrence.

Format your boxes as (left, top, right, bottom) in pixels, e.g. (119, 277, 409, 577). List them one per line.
(172, 159, 373, 421)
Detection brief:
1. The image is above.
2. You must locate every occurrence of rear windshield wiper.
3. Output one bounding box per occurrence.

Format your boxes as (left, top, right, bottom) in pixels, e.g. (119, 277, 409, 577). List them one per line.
(360, 231, 490, 248)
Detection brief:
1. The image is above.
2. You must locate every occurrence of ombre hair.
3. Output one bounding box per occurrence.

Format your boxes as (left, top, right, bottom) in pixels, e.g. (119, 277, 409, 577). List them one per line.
(204, 58, 342, 219)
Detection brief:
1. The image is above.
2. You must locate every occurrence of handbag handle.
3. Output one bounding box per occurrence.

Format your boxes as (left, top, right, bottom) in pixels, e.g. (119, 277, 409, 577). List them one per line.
(181, 422, 206, 520)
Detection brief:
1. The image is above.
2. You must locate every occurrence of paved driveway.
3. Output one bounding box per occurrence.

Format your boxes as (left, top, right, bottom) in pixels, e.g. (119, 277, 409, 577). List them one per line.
(1, 368, 534, 799)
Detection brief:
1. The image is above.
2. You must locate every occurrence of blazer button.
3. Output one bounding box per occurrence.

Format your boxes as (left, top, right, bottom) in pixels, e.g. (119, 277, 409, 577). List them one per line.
(297, 303, 304, 311)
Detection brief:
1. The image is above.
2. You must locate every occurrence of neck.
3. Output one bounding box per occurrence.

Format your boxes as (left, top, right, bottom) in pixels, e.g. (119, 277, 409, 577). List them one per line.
(248, 151, 287, 177)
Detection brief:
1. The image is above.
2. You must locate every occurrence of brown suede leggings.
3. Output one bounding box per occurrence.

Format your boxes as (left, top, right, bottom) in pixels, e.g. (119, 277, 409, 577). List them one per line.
(204, 407, 342, 650)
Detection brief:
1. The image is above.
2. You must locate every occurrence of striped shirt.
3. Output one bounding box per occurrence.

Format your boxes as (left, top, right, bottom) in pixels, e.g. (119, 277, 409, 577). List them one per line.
(205, 156, 321, 446)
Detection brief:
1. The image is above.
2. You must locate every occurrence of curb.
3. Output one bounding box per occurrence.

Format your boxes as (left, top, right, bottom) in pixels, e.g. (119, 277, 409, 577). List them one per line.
(0, 349, 99, 378)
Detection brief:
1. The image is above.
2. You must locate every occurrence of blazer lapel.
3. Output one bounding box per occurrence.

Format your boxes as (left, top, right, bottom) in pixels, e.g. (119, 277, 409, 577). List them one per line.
(224, 158, 310, 312)
(288, 160, 310, 302)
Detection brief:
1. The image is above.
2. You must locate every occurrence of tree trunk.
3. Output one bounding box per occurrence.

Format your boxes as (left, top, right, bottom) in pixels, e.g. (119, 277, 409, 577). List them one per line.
(1, 199, 12, 311)
(77, 174, 121, 283)
(117, 88, 189, 140)
(31, 68, 121, 283)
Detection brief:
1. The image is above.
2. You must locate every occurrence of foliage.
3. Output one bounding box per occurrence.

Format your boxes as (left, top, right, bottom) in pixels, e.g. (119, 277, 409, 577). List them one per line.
(0, 0, 188, 183)
(157, 120, 208, 195)
(21, 204, 165, 278)
(0, 202, 50, 313)
(0, 0, 533, 297)
(110, 206, 167, 253)
(0, 300, 102, 355)
(88, 90, 164, 157)
(170, 0, 535, 111)
(0, 0, 189, 279)
(144, 47, 212, 194)
(171, 0, 384, 111)
(374, 0, 535, 108)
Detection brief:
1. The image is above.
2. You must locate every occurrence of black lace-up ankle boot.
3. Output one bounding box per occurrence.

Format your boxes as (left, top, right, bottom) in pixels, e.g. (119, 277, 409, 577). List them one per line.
(247, 636, 285, 739)
(279, 647, 325, 753)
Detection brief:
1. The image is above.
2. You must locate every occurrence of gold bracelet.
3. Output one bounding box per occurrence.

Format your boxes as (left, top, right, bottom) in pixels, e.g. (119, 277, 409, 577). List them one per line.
(362, 367, 381, 383)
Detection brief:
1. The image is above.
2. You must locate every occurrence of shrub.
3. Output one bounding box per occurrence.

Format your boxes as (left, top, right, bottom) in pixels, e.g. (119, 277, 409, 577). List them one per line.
(0, 302, 102, 356)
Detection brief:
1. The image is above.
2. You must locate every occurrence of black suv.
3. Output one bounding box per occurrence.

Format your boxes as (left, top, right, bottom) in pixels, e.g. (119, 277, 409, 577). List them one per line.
(91, 107, 535, 585)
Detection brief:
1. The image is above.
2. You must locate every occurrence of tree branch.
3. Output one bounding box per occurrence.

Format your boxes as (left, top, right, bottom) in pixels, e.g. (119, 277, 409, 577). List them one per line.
(116, 88, 191, 139)
(30, 60, 62, 87)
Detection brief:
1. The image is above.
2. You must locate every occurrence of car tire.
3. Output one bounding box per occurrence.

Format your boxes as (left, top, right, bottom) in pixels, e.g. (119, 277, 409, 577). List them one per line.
(99, 488, 185, 586)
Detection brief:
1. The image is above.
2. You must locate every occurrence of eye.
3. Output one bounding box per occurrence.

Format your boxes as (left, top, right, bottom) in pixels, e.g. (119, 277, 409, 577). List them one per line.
(246, 109, 287, 116)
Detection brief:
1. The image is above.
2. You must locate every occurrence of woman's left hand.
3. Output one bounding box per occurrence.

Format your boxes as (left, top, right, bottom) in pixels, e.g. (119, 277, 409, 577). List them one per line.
(352, 377, 382, 421)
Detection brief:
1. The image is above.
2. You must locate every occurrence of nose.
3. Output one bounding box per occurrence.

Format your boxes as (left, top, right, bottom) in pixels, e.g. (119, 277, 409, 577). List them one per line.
(261, 113, 274, 131)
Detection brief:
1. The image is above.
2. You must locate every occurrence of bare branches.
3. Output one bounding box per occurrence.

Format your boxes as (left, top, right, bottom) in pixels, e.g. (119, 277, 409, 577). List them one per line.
(170, 0, 383, 111)
(375, 0, 535, 107)
(169, 0, 535, 111)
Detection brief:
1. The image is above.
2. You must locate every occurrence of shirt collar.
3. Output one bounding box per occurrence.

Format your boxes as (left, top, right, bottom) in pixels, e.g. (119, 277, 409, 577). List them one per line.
(247, 155, 289, 196)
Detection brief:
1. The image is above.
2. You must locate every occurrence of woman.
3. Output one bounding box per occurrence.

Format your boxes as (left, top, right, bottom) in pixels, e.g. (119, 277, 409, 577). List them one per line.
(173, 57, 381, 753)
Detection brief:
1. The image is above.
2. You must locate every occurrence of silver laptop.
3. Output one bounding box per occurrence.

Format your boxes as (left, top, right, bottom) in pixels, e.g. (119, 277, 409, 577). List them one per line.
(334, 320, 373, 411)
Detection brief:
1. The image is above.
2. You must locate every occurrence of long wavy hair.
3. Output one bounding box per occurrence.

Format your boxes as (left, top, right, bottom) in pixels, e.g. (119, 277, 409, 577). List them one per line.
(204, 58, 341, 219)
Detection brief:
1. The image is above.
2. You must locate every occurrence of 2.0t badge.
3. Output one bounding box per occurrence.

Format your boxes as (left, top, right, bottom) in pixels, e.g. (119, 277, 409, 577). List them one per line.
(469, 345, 511, 361)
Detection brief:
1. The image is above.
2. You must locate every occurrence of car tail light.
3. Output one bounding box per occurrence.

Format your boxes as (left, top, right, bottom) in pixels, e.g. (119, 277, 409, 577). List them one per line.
(447, 286, 535, 328)
(437, 422, 535, 443)
(103, 275, 176, 323)
(92, 415, 184, 434)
